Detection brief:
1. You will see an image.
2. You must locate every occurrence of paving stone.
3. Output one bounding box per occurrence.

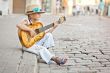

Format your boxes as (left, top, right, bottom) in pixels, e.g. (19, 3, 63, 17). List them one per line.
(103, 53, 110, 55)
(66, 51, 81, 54)
(100, 49, 110, 51)
(38, 63, 50, 68)
(67, 54, 75, 58)
(94, 55, 110, 59)
(101, 50, 110, 55)
(72, 58, 83, 62)
(82, 56, 96, 60)
(90, 67, 110, 71)
(74, 54, 88, 58)
(69, 45, 81, 50)
(97, 72, 110, 73)
(78, 70, 98, 73)
(73, 49, 86, 52)
(67, 71, 79, 73)
(50, 66, 67, 70)
(101, 62, 110, 66)
(88, 63, 105, 69)
(53, 48, 64, 52)
(75, 59, 92, 63)
(50, 70, 67, 73)
(75, 62, 93, 66)
(88, 53, 102, 57)
(39, 68, 51, 73)
(63, 48, 72, 52)
(50, 66, 67, 73)
(68, 65, 87, 68)
(64, 59, 75, 66)
(39, 70, 50, 73)
(92, 59, 108, 62)
(81, 49, 100, 54)
(68, 67, 90, 72)
(106, 64, 110, 67)
(99, 70, 110, 73)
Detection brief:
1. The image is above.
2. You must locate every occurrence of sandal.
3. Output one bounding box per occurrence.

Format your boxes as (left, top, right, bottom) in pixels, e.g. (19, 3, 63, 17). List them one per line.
(55, 57, 67, 66)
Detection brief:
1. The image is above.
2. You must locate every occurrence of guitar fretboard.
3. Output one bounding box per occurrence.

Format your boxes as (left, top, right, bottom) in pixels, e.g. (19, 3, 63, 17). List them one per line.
(38, 23, 54, 32)
(35, 16, 66, 33)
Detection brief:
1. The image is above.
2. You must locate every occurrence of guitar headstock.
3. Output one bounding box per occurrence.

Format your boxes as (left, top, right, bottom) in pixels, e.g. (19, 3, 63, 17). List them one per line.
(58, 16, 66, 24)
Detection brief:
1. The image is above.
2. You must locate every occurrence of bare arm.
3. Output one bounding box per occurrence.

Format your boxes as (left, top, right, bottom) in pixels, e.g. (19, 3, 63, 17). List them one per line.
(16, 20, 31, 32)
(16, 20, 36, 37)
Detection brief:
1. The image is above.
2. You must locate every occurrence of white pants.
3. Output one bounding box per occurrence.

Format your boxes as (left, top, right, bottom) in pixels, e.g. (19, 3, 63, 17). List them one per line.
(25, 33, 55, 64)
(36, 33, 55, 48)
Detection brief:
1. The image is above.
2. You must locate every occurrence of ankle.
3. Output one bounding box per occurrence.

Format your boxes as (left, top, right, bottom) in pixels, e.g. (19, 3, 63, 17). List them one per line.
(51, 56, 56, 61)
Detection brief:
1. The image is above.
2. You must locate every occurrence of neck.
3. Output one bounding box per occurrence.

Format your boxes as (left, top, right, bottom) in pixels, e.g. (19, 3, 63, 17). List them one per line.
(31, 19, 37, 23)
(28, 17, 39, 23)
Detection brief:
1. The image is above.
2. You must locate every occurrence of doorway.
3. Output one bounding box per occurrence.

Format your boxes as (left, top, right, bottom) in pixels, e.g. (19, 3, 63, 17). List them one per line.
(13, 0, 26, 14)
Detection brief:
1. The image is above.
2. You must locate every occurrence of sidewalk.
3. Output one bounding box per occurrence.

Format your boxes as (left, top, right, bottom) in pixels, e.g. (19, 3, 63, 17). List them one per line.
(0, 15, 110, 73)
(0, 15, 38, 73)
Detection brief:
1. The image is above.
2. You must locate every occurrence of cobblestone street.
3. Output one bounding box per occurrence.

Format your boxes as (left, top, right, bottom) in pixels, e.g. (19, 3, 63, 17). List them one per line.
(38, 15, 110, 73)
(0, 15, 110, 73)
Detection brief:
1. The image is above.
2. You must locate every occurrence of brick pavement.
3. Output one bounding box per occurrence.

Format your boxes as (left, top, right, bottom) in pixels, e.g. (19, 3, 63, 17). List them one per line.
(38, 15, 110, 73)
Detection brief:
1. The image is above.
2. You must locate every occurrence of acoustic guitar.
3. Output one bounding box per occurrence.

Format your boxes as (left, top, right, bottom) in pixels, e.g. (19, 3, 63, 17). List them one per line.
(18, 16, 66, 48)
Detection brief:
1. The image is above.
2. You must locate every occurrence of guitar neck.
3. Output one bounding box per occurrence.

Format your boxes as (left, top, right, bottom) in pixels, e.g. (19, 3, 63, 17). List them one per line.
(35, 16, 66, 33)
(39, 23, 54, 33)
(35, 22, 55, 33)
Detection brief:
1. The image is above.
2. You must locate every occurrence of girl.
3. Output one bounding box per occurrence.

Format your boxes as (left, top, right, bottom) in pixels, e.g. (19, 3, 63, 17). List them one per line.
(16, 5, 67, 65)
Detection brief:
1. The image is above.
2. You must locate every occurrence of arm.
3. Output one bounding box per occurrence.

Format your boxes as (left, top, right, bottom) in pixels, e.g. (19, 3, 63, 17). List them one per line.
(16, 20, 31, 32)
(16, 20, 36, 37)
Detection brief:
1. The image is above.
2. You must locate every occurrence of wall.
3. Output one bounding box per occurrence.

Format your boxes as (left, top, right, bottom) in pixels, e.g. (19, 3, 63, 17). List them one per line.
(0, 0, 9, 15)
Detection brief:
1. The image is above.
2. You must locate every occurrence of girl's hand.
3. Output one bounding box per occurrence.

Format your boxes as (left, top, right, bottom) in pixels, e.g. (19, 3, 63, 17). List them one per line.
(53, 22, 59, 28)
(29, 30, 36, 37)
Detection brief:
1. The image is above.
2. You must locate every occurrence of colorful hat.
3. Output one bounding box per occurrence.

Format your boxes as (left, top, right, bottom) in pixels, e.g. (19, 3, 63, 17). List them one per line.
(25, 5, 45, 15)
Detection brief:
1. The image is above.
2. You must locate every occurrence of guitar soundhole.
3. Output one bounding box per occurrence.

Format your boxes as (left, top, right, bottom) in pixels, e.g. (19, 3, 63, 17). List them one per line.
(35, 29, 39, 34)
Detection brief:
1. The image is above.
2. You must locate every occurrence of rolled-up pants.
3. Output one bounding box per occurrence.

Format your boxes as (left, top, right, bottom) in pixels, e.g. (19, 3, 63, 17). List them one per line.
(25, 33, 55, 64)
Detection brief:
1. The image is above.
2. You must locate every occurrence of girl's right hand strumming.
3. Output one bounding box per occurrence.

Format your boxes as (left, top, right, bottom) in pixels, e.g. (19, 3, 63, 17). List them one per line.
(29, 30, 36, 37)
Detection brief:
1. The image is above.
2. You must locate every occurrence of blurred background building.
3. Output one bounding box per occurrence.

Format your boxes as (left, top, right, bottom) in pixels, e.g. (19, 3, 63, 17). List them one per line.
(0, 0, 110, 16)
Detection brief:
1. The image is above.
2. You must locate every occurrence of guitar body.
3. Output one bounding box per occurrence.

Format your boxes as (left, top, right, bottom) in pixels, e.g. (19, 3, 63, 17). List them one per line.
(18, 22, 45, 48)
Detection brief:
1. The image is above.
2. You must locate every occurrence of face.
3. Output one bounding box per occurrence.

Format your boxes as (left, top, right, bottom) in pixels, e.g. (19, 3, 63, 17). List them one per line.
(29, 13, 41, 20)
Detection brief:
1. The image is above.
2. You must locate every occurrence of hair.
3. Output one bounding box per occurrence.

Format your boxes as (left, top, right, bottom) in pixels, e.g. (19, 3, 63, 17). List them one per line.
(28, 15, 32, 25)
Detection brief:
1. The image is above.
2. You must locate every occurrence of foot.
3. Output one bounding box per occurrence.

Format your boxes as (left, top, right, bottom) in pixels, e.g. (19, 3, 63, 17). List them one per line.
(54, 57, 67, 65)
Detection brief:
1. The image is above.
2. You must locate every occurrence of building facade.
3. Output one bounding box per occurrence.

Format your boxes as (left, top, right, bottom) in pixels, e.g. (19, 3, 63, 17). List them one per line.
(0, 0, 110, 16)
(9, 0, 57, 15)
(0, 0, 68, 15)
(0, 0, 9, 15)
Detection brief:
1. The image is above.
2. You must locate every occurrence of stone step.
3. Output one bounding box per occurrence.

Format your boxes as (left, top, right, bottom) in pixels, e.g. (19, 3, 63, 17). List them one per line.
(16, 51, 38, 73)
